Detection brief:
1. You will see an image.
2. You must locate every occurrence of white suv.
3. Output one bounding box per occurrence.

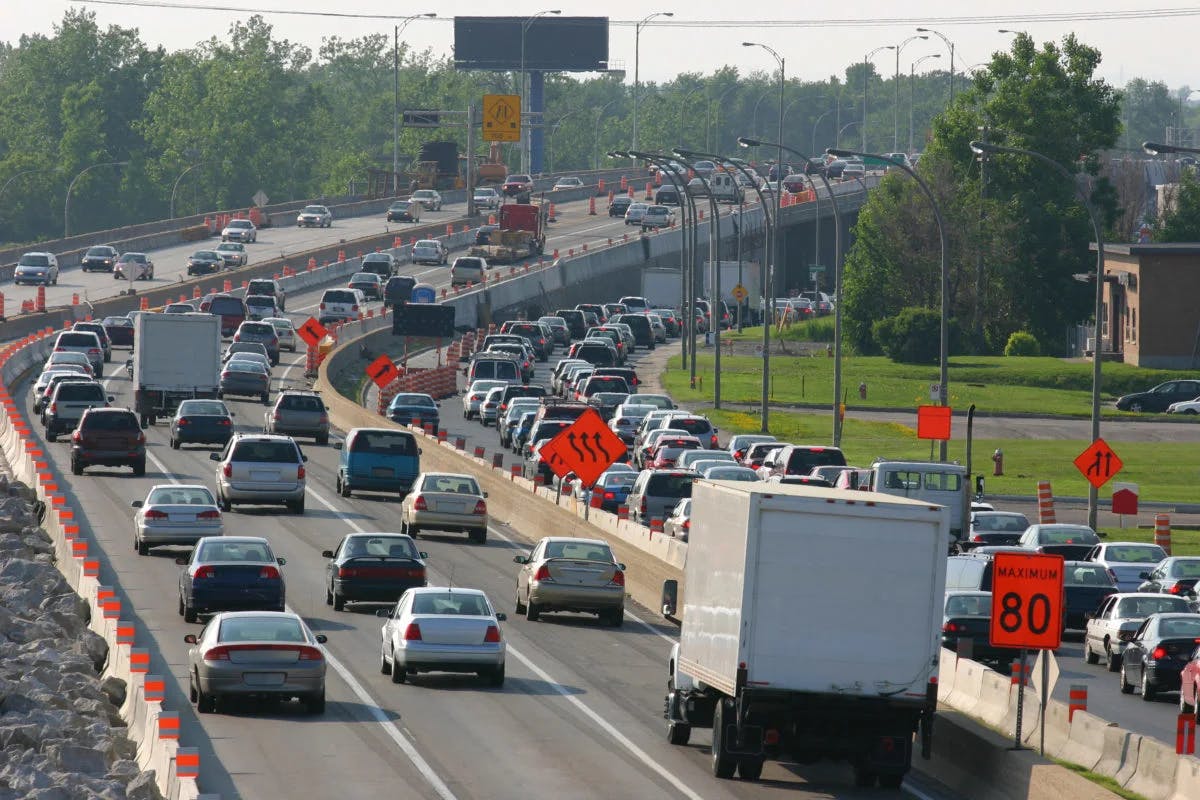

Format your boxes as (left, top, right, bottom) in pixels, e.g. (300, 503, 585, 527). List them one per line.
(211, 434, 307, 513)
(318, 288, 365, 325)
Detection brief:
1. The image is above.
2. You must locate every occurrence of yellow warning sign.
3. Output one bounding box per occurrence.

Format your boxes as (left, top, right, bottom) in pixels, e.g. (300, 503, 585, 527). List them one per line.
(482, 94, 521, 143)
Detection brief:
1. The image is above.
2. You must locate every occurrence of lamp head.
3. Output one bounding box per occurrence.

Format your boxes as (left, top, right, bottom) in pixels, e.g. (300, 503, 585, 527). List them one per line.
(916, 27, 929, 32)
(737, 137, 760, 148)
(663, 11, 674, 16)
(826, 148, 852, 159)
(1143, 142, 1169, 156)
(422, 12, 436, 17)
(742, 42, 756, 48)
(969, 140, 1000, 155)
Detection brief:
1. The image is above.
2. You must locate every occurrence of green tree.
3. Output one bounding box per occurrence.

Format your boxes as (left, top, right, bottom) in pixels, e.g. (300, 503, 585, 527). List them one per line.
(1121, 78, 1178, 153)
(1155, 173, 1200, 242)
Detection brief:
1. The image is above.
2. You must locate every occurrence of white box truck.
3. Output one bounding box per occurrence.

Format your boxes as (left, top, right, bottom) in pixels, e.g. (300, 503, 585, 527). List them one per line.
(641, 266, 682, 310)
(663, 481, 949, 786)
(131, 313, 222, 427)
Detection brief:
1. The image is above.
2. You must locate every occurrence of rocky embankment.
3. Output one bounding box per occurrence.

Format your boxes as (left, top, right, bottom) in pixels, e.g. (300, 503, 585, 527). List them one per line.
(0, 481, 162, 800)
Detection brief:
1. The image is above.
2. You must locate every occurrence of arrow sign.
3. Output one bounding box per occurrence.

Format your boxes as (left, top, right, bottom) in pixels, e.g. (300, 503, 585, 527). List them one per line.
(538, 409, 627, 488)
(297, 317, 327, 349)
(366, 355, 401, 389)
(1074, 437, 1124, 490)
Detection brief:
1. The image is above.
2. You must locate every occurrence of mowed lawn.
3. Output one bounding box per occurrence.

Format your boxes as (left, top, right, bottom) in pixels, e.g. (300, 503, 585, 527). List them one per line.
(695, 407, 1200, 503)
(662, 353, 1196, 417)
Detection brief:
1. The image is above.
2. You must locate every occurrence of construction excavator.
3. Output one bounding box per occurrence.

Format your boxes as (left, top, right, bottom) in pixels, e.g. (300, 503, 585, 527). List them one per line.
(476, 141, 509, 185)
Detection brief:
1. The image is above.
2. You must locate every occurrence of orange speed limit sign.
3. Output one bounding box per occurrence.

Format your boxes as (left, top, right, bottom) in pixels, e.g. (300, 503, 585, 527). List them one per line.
(990, 552, 1065, 650)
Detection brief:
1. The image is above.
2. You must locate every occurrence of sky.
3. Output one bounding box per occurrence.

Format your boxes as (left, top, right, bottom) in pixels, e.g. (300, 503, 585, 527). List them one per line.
(7, 1, 1199, 92)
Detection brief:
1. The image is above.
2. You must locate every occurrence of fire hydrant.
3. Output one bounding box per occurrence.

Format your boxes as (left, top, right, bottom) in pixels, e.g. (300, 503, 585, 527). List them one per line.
(992, 448, 1004, 476)
(858, 382, 867, 400)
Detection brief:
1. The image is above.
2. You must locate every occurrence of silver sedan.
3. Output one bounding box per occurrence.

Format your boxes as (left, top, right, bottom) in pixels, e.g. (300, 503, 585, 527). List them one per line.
(378, 587, 506, 686)
(513, 537, 626, 626)
(131, 484, 224, 555)
(400, 472, 489, 544)
(185, 611, 327, 714)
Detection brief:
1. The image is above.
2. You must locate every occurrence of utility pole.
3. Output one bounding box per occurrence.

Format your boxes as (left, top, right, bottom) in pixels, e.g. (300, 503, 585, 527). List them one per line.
(393, 25, 399, 196)
(975, 123, 989, 333)
(466, 102, 477, 218)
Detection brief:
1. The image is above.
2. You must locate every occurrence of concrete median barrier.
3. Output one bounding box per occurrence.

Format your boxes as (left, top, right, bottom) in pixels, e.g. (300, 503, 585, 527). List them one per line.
(1106, 729, 1142, 787)
(1059, 710, 1110, 771)
(1125, 736, 1179, 800)
(1171, 756, 1200, 800)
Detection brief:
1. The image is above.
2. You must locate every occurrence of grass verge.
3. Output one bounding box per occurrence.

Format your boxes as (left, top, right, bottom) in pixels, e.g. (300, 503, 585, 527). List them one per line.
(1050, 759, 1147, 800)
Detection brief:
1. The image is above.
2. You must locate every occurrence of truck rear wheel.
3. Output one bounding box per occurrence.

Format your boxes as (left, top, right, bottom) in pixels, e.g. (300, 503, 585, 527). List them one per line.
(667, 720, 691, 746)
(852, 764, 877, 787)
(737, 758, 763, 781)
(711, 698, 737, 779)
(878, 773, 904, 789)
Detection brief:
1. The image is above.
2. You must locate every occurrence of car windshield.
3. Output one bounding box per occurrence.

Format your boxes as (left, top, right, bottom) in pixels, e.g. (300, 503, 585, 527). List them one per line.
(415, 240, 439, 248)
(227, 361, 266, 374)
(102, 317, 132, 327)
(86, 247, 113, 257)
(232, 440, 298, 462)
(945, 594, 992, 617)
(1106, 545, 1167, 563)
(303, 206, 325, 214)
(420, 475, 479, 495)
(1039, 527, 1100, 545)
(350, 431, 418, 455)
(646, 474, 695, 498)
(411, 592, 490, 616)
(229, 220, 252, 229)
(148, 487, 215, 505)
(217, 243, 243, 251)
(351, 273, 379, 283)
(217, 615, 303, 643)
(1161, 617, 1200, 637)
(210, 298, 244, 315)
(199, 539, 273, 561)
(1115, 596, 1190, 617)
(393, 394, 435, 408)
(81, 411, 137, 430)
(178, 401, 227, 416)
(341, 535, 418, 559)
(1064, 565, 1114, 586)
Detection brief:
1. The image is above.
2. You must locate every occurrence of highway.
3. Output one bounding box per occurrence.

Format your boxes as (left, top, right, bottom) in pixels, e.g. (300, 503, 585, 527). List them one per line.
(13, 201, 967, 800)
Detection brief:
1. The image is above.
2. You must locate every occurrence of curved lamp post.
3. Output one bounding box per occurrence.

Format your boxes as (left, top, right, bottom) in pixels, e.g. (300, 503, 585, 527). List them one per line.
(893, 36, 929, 152)
(633, 12, 673, 153)
(973, 139, 1107, 528)
(678, 85, 705, 149)
(0, 168, 54, 210)
(830, 146, 948, 460)
(910, 54, 941, 152)
(65, 160, 129, 237)
(394, 13, 437, 194)
(170, 161, 218, 219)
(917, 27, 957, 102)
(863, 45, 896, 152)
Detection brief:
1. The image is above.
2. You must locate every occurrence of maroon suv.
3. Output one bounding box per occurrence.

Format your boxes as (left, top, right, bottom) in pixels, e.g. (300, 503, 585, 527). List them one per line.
(502, 174, 533, 197)
(71, 408, 145, 476)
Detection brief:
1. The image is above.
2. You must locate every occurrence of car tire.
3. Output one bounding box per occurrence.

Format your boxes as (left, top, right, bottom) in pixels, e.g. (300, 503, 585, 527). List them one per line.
(878, 773, 904, 790)
(487, 664, 505, 688)
(514, 591, 527, 615)
(317, 434, 328, 446)
(737, 758, 764, 782)
(218, 494, 231, 512)
(307, 691, 326, 715)
(137, 537, 149, 557)
(287, 496, 305, 514)
(1120, 663, 1134, 694)
(261, 393, 270, 405)
(132, 459, 146, 477)
(471, 528, 487, 545)
(333, 591, 345, 612)
(338, 475, 351, 498)
(1106, 644, 1121, 672)
(525, 598, 541, 622)
(183, 598, 198, 624)
(71, 458, 83, 476)
(170, 437, 180, 450)
(390, 648, 406, 684)
(196, 682, 216, 714)
(1084, 640, 1099, 664)
(1141, 670, 1157, 701)
(603, 607, 624, 627)
(325, 584, 333, 606)
(711, 697, 738, 779)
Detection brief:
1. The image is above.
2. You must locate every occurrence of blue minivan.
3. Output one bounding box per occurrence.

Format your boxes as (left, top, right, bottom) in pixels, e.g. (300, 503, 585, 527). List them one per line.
(335, 427, 421, 498)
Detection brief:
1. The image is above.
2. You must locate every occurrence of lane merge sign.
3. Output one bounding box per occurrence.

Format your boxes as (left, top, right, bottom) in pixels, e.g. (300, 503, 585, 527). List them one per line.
(1074, 437, 1123, 490)
(538, 409, 626, 487)
(990, 552, 1065, 651)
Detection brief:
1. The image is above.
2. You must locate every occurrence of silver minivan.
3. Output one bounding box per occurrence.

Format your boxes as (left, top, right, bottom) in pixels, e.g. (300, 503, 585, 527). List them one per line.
(211, 434, 307, 513)
(627, 469, 696, 526)
(450, 257, 487, 287)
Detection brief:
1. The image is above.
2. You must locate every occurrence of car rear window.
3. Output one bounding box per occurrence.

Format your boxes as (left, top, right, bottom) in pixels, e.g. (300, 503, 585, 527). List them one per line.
(544, 541, 614, 561)
(456, 258, 484, 270)
(1064, 565, 1115, 586)
(350, 431, 418, 455)
(472, 360, 518, 381)
(179, 401, 227, 416)
(280, 395, 324, 411)
(247, 281, 276, 294)
(56, 383, 106, 401)
(19, 254, 50, 266)
(81, 411, 138, 430)
(210, 297, 245, 315)
(1040, 528, 1099, 545)
(324, 290, 357, 304)
(245, 296, 275, 308)
(575, 344, 615, 364)
(671, 418, 712, 435)
(57, 333, 98, 348)
(232, 440, 301, 463)
(645, 473, 695, 498)
(216, 616, 305, 644)
(240, 322, 274, 335)
(786, 447, 846, 473)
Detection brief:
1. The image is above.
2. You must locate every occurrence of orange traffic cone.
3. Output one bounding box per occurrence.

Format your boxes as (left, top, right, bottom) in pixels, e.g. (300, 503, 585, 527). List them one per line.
(588, 197, 596, 215)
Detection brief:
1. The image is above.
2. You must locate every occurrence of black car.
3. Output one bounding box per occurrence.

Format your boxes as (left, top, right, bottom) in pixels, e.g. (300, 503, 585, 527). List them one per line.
(1062, 560, 1119, 630)
(958, 511, 1031, 553)
(383, 275, 417, 309)
(101, 316, 135, 348)
(609, 196, 633, 217)
(170, 399, 235, 449)
(81, 245, 119, 272)
(387, 392, 440, 435)
(186, 250, 225, 276)
(555, 309, 588, 340)
(321, 533, 427, 611)
(474, 224, 499, 245)
(1137, 557, 1200, 598)
(587, 392, 630, 422)
(941, 591, 1021, 669)
(1116, 380, 1200, 413)
(825, 159, 848, 178)
(1120, 613, 1200, 699)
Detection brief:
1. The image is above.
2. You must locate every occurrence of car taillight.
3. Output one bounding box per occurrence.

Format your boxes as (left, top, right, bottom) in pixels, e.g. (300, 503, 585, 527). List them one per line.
(194, 565, 216, 579)
(682, 519, 690, 531)
(259, 566, 281, 579)
(221, 372, 230, 379)
(219, 418, 231, 426)
(222, 463, 232, 478)
(54, 347, 65, 352)
(604, 491, 615, 500)
(734, 449, 745, 459)
(297, 465, 305, 480)
(609, 569, 625, 587)
(484, 625, 502, 643)
(413, 495, 427, 511)
(1171, 584, 1186, 594)
(943, 622, 960, 633)
(351, 305, 359, 312)
(144, 509, 169, 519)
(233, 335, 240, 342)
(204, 646, 231, 661)
(49, 403, 57, 413)
(72, 431, 82, 443)
(296, 646, 323, 661)
(319, 303, 326, 310)
(403, 623, 422, 641)
(533, 564, 553, 582)
(338, 566, 357, 578)
(177, 418, 190, 426)
(272, 411, 282, 420)
(196, 510, 221, 520)
(710, 434, 719, 447)
(1152, 647, 1167, 660)
(319, 414, 328, 424)
(473, 500, 487, 515)
(640, 498, 648, 515)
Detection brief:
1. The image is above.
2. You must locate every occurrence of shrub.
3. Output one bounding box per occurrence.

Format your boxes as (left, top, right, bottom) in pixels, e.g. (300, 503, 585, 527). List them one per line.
(1004, 331, 1041, 357)
(872, 307, 944, 364)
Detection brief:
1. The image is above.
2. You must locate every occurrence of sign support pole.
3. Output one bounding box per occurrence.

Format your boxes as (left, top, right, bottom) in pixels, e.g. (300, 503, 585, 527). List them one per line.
(1040, 650, 1049, 755)
(1013, 648, 1026, 751)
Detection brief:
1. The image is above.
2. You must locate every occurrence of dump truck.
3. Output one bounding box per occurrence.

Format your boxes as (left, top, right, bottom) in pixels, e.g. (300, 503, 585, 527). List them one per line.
(469, 202, 547, 263)
(663, 480, 949, 787)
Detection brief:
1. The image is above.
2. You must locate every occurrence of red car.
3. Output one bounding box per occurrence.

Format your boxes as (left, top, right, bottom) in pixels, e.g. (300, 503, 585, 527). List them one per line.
(502, 174, 533, 197)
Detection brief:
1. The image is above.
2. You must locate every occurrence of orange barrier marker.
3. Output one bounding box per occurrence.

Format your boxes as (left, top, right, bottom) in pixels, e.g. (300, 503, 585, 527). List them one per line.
(588, 197, 596, 215)
(176, 749, 200, 780)
(72, 293, 79, 305)
(620, 176, 628, 191)
(645, 182, 653, 200)
(223, 279, 232, 292)
(1155, 513, 1172, 555)
(139, 297, 149, 311)
(36, 286, 46, 312)
(598, 179, 605, 194)
(307, 257, 317, 271)
(488, 214, 496, 225)
(548, 203, 557, 222)
(1179, 714, 1196, 755)
(1068, 685, 1087, 721)
(1036, 481, 1056, 524)
(627, 186, 635, 199)
(193, 286, 201, 299)
(337, 249, 346, 262)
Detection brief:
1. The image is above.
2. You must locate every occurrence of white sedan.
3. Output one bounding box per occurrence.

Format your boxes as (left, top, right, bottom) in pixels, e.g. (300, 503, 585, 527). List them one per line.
(221, 218, 257, 243)
(553, 176, 584, 190)
(131, 484, 224, 555)
(472, 188, 500, 209)
(378, 587, 506, 686)
(1167, 398, 1200, 414)
(296, 205, 332, 227)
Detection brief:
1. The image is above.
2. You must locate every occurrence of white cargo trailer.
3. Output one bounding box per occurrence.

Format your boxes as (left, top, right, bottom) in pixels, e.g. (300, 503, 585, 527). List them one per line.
(664, 480, 949, 786)
(132, 313, 222, 427)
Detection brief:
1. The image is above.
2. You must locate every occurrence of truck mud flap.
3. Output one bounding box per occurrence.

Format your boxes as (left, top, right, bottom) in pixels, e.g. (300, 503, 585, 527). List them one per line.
(719, 722, 764, 757)
(867, 734, 912, 771)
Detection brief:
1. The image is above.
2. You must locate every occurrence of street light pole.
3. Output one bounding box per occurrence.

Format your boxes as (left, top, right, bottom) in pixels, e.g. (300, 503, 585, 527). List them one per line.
(831, 146, 948, 459)
(64, 160, 130, 237)
(863, 45, 895, 153)
(520, 10, 561, 176)
(894, 36, 928, 152)
(0, 169, 53, 210)
(592, 99, 620, 170)
(633, 12, 673, 155)
(917, 27, 956, 103)
(678, 86, 705, 149)
(743, 41, 785, 433)
(394, 13, 436, 197)
(170, 161, 218, 219)
(910, 54, 941, 152)
(673, 151, 724, 409)
(709, 84, 740, 152)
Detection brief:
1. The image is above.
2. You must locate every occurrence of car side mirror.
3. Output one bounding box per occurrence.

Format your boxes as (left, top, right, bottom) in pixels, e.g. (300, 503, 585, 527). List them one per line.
(376, 609, 391, 618)
(175, 556, 188, 565)
(513, 555, 529, 565)
(229, 412, 235, 418)
(418, 448, 423, 455)
(1139, 571, 1151, 580)
(302, 455, 308, 462)
(276, 557, 286, 566)
(661, 579, 679, 618)
(209, 453, 220, 461)
(184, 634, 197, 644)
(618, 563, 626, 571)
(495, 612, 507, 622)
(482, 491, 488, 498)
(107, 395, 115, 403)
(321, 550, 334, 558)
(334, 442, 343, 450)
(131, 500, 143, 508)
(315, 634, 328, 644)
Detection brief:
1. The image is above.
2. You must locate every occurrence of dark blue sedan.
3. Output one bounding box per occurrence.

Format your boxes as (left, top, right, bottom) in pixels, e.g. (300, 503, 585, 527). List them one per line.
(321, 533, 427, 611)
(170, 399, 235, 449)
(573, 466, 637, 512)
(387, 393, 440, 435)
(177, 536, 286, 623)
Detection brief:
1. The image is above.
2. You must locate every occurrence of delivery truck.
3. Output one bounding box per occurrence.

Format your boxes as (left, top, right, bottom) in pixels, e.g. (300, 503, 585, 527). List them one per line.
(131, 313, 222, 427)
(663, 481, 949, 786)
(641, 267, 682, 310)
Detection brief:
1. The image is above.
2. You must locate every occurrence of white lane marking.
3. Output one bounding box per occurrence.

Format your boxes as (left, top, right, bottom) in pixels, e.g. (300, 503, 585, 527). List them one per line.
(145, 449, 181, 485)
(503, 643, 706, 800)
(485, 525, 677, 648)
(306, 485, 367, 533)
(903, 780, 939, 800)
